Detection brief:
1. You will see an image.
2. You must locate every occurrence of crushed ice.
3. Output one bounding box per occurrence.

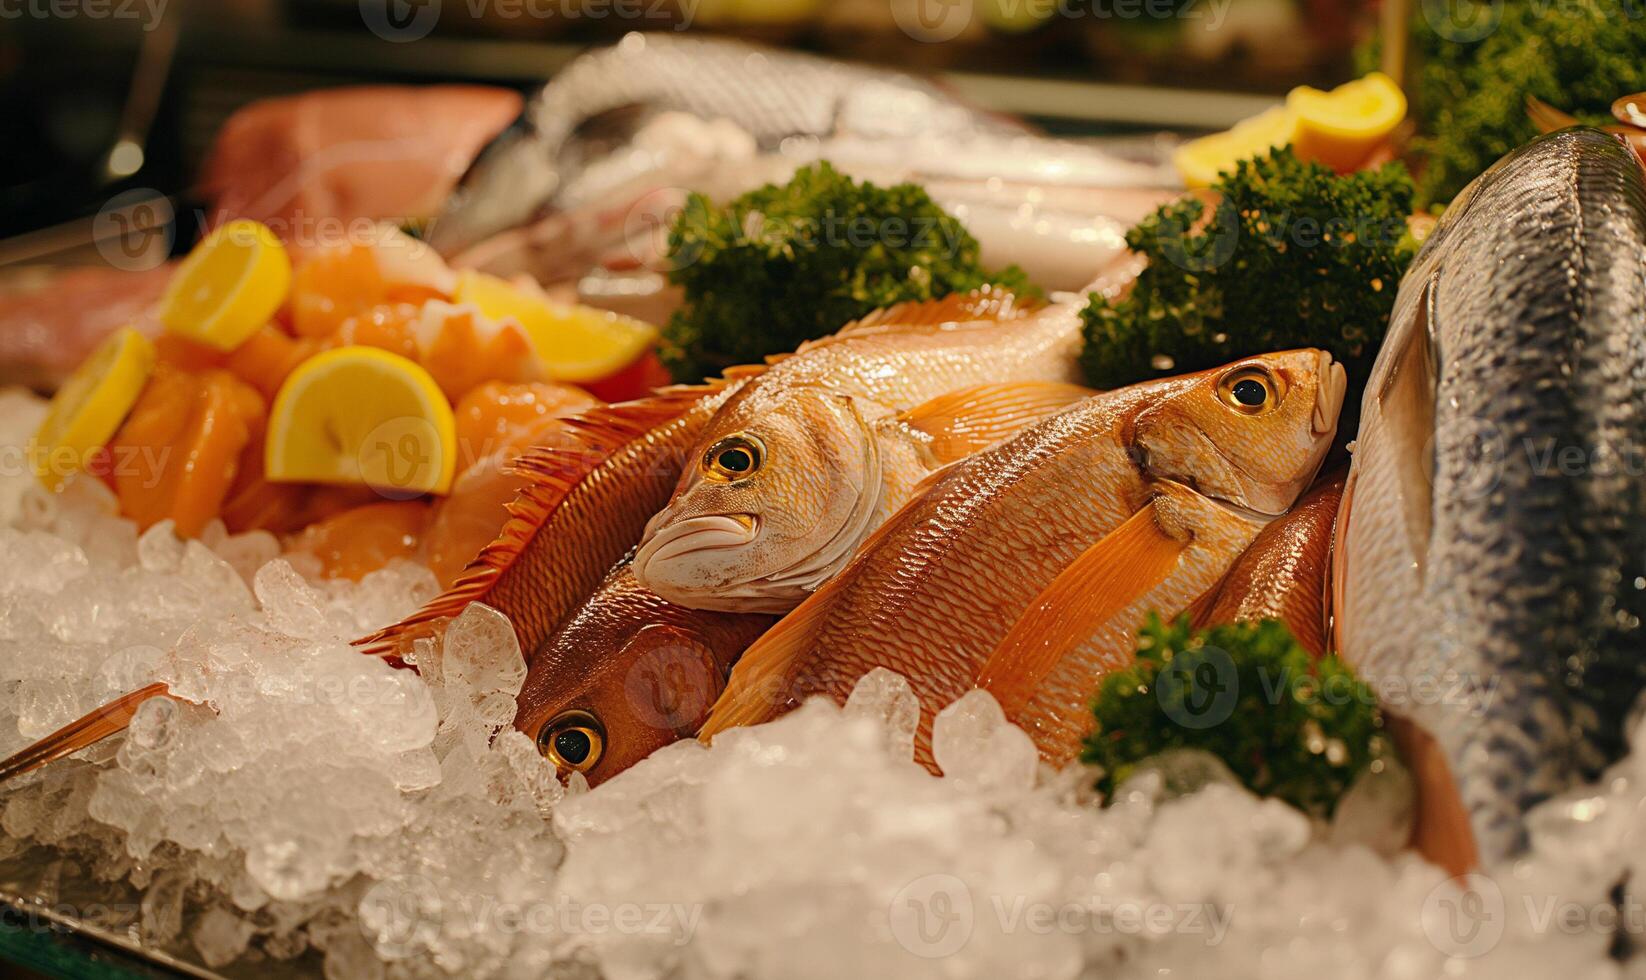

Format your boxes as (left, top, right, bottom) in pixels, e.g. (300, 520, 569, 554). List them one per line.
(0, 389, 1638, 978)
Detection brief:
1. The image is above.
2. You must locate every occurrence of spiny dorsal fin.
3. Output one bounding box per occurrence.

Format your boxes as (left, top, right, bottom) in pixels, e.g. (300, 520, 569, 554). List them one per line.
(975, 502, 1186, 715)
(899, 382, 1095, 464)
(353, 373, 760, 656)
(795, 287, 1039, 352)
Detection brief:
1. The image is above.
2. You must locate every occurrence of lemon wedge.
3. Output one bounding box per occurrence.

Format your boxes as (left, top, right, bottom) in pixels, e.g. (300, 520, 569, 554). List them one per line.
(29, 327, 157, 492)
(1288, 72, 1407, 172)
(1174, 105, 1300, 189)
(455, 270, 659, 383)
(267, 346, 456, 496)
(160, 219, 292, 351)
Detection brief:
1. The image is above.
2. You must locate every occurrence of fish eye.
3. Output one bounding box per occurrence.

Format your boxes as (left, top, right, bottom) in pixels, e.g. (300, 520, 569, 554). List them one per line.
(1218, 368, 1279, 415)
(536, 709, 605, 773)
(703, 434, 764, 481)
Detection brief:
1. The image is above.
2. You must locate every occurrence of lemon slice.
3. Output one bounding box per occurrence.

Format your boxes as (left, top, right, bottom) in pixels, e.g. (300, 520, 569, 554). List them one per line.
(29, 327, 157, 492)
(1288, 72, 1407, 172)
(267, 346, 456, 496)
(160, 219, 292, 351)
(455, 270, 659, 383)
(1174, 105, 1300, 189)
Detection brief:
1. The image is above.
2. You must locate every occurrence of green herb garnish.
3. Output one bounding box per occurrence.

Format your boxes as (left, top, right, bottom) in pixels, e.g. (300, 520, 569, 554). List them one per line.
(662, 162, 1035, 381)
(1078, 146, 1416, 393)
(1083, 615, 1391, 819)
(1399, 0, 1646, 207)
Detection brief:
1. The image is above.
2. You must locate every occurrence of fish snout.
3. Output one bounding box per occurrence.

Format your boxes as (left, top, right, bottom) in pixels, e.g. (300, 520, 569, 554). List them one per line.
(633, 513, 760, 600)
(1314, 351, 1348, 437)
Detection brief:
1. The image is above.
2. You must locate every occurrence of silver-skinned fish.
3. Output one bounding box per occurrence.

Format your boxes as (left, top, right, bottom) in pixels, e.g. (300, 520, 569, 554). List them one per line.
(1333, 128, 1646, 869)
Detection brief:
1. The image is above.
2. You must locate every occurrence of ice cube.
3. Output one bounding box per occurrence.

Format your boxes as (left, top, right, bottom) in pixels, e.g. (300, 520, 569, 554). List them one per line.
(1329, 755, 1415, 856)
(246, 834, 343, 902)
(254, 560, 332, 639)
(844, 668, 919, 760)
(137, 520, 185, 573)
(931, 690, 1038, 794)
(441, 603, 526, 697)
(192, 906, 254, 968)
(1115, 748, 1240, 804)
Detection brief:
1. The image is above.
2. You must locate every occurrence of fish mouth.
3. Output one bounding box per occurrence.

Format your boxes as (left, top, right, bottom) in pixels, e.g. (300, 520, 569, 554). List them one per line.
(634, 514, 760, 582)
(1314, 351, 1348, 437)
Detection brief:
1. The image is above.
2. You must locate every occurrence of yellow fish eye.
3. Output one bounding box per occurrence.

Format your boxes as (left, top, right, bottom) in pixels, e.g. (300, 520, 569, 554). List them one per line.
(1218, 367, 1280, 415)
(703, 434, 764, 481)
(537, 709, 605, 773)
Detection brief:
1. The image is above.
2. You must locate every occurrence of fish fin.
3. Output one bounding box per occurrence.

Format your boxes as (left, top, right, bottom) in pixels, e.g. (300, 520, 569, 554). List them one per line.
(353, 377, 753, 656)
(1330, 468, 1355, 656)
(797, 287, 1038, 350)
(1183, 581, 1225, 631)
(0, 683, 171, 785)
(1375, 272, 1438, 576)
(1387, 714, 1481, 875)
(976, 502, 1187, 714)
(898, 382, 1096, 464)
(696, 579, 844, 740)
(1526, 94, 1580, 134)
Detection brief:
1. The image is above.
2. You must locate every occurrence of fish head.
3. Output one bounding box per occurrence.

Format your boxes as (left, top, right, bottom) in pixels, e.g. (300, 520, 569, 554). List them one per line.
(1134, 349, 1346, 516)
(633, 384, 879, 613)
(514, 566, 772, 787)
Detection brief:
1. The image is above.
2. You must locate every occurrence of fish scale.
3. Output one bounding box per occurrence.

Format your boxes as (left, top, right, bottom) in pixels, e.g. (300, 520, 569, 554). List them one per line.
(1336, 129, 1646, 866)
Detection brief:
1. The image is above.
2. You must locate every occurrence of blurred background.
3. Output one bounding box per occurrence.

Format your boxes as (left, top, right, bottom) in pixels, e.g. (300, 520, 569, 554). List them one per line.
(0, 0, 1376, 247)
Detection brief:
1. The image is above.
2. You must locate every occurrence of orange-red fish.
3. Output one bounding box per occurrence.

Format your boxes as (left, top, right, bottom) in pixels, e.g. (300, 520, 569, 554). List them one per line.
(1194, 469, 1346, 657)
(701, 350, 1346, 769)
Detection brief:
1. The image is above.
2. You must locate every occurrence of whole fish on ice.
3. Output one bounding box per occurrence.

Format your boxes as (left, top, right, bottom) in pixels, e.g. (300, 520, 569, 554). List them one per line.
(1333, 128, 1646, 869)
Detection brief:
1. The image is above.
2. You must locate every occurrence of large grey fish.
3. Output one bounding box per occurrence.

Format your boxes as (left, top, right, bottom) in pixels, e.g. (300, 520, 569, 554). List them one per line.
(1333, 129, 1646, 869)
(428, 34, 1176, 297)
(426, 32, 1024, 257)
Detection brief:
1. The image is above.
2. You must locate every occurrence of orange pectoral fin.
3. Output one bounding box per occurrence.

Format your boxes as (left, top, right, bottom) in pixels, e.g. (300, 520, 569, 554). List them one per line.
(1387, 714, 1481, 875)
(899, 382, 1097, 464)
(976, 503, 1186, 715)
(0, 683, 172, 785)
(696, 574, 846, 741)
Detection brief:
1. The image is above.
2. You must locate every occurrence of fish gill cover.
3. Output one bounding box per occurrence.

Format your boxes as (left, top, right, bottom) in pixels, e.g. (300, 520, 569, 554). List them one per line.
(1078, 146, 1417, 395)
(661, 162, 1036, 381)
(1084, 615, 1393, 820)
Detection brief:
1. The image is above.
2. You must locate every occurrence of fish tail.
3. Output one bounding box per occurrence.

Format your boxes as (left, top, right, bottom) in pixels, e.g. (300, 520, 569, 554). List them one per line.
(354, 374, 760, 657)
